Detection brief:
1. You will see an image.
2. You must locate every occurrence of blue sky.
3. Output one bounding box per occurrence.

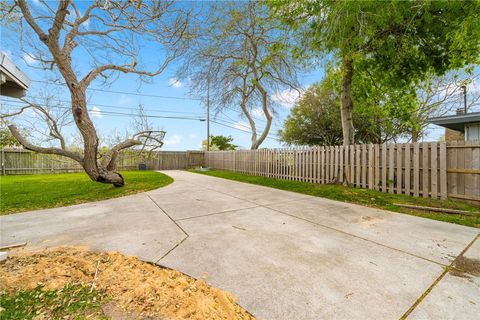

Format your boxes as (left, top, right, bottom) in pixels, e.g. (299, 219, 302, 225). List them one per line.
(1, 54, 323, 150)
(1, 0, 467, 151)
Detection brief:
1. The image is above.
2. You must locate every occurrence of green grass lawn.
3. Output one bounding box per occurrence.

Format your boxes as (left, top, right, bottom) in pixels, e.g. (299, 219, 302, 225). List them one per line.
(189, 169, 480, 228)
(0, 284, 108, 320)
(0, 171, 173, 215)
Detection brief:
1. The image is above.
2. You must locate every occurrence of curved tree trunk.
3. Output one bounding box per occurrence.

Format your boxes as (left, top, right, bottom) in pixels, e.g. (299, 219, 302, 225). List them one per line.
(251, 88, 272, 150)
(340, 58, 355, 146)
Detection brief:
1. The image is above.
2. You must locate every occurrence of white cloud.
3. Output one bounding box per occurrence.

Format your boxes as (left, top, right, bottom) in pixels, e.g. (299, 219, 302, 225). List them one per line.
(22, 52, 37, 65)
(189, 133, 197, 139)
(118, 94, 132, 105)
(91, 106, 103, 118)
(82, 18, 90, 28)
(251, 107, 264, 117)
(168, 78, 182, 88)
(271, 88, 304, 109)
(164, 134, 181, 145)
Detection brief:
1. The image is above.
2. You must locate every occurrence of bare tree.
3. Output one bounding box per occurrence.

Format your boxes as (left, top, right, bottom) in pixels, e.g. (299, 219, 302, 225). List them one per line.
(177, 1, 301, 149)
(2, 0, 191, 186)
(410, 70, 480, 142)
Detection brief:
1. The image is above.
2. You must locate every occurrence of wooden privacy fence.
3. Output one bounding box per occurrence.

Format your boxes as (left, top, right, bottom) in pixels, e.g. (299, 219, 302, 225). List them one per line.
(143, 151, 204, 170)
(206, 141, 480, 202)
(0, 149, 204, 174)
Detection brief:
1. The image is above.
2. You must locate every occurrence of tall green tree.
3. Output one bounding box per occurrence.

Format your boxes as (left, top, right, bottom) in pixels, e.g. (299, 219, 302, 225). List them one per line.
(270, 0, 480, 145)
(279, 70, 415, 146)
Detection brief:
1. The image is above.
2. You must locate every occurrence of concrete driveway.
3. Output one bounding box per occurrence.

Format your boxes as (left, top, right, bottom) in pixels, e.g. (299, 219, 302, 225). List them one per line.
(1, 170, 479, 319)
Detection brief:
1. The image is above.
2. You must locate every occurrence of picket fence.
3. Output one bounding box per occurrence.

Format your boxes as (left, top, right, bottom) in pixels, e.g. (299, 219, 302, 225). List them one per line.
(206, 141, 480, 202)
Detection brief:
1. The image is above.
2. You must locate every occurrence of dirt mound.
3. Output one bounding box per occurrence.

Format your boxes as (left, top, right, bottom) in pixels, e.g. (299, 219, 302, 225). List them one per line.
(0, 247, 254, 320)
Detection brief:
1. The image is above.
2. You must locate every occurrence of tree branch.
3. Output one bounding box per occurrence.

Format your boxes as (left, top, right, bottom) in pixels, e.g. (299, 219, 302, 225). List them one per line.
(80, 55, 174, 88)
(101, 131, 165, 170)
(16, 0, 49, 43)
(8, 124, 83, 163)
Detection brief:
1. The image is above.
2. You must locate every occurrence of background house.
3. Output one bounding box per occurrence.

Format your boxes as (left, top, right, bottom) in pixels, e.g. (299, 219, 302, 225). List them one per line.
(0, 52, 31, 98)
(428, 111, 480, 141)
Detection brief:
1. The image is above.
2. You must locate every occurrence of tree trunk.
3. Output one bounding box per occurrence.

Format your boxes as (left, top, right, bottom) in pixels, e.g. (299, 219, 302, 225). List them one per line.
(251, 88, 272, 150)
(411, 130, 420, 143)
(70, 86, 125, 187)
(340, 58, 355, 146)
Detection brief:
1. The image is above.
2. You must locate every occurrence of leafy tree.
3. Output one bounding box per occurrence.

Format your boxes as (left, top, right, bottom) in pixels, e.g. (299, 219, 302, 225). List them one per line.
(0, 121, 21, 148)
(279, 69, 416, 146)
(279, 79, 342, 146)
(202, 135, 237, 151)
(270, 0, 480, 145)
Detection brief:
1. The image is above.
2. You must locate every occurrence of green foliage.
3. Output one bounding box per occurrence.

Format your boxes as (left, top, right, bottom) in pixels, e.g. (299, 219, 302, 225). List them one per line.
(190, 169, 480, 228)
(279, 69, 416, 145)
(271, 0, 480, 84)
(0, 283, 107, 320)
(0, 127, 20, 148)
(202, 135, 237, 151)
(270, 0, 480, 142)
(0, 121, 21, 148)
(278, 76, 343, 146)
(0, 171, 173, 215)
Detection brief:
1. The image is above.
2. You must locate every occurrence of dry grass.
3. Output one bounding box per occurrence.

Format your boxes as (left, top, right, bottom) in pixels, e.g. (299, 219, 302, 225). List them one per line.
(0, 247, 254, 320)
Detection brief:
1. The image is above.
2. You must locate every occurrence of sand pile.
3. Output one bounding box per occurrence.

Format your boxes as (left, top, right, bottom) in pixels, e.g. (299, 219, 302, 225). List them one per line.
(0, 247, 254, 320)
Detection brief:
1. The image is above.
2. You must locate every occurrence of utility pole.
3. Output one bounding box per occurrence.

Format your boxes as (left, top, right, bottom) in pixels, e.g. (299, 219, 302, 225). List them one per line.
(207, 77, 210, 151)
(461, 85, 467, 114)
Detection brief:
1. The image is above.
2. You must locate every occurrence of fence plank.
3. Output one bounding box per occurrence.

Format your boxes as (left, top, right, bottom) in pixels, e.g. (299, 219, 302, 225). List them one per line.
(413, 143, 420, 197)
(374, 144, 380, 191)
(382, 144, 387, 192)
(431, 143, 438, 199)
(396, 144, 403, 194)
(389, 144, 395, 193)
(368, 144, 374, 189)
(404, 144, 411, 196)
(422, 143, 429, 198)
(321, 147, 325, 183)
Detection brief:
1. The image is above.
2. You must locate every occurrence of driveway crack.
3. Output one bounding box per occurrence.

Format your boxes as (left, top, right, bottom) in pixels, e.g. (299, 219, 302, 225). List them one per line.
(400, 233, 480, 319)
(146, 194, 189, 263)
(266, 206, 449, 267)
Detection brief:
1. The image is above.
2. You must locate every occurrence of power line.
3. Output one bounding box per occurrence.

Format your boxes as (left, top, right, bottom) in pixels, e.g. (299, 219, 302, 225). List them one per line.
(0, 97, 204, 116)
(2, 102, 283, 140)
(0, 103, 206, 121)
(1, 98, 284, 130)
(30, 80, 287, 124)
(215, 117, 281, 137)
(31, 79, 202, 101)
(220, 106, 283, 129)
(211, 119, 281, 141)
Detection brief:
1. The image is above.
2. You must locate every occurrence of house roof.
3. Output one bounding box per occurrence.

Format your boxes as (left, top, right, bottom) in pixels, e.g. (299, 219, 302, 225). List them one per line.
(0, 52, 31, 98)
(428, 112, 480, 133)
